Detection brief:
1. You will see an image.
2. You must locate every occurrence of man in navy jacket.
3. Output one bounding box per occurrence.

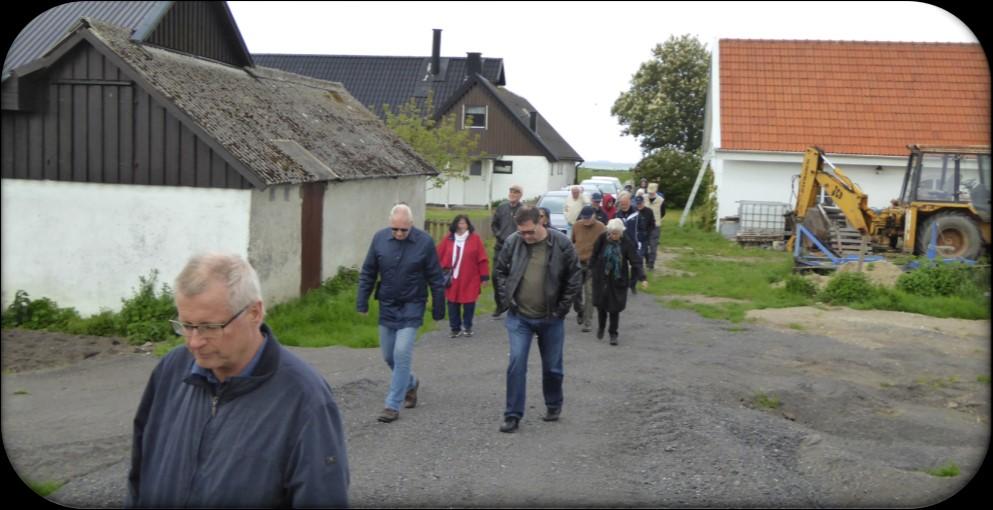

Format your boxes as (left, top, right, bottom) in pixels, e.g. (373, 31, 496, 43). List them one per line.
(357, 203, 446, 423)
(127, 253, 349, 508)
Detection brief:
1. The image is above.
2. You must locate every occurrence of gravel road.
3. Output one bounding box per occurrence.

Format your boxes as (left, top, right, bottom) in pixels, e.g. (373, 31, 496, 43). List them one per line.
(2, 290, 988, 507)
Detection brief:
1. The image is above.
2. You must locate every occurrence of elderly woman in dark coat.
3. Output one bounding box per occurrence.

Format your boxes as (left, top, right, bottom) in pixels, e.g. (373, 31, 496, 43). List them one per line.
(589, 218, 647, 345)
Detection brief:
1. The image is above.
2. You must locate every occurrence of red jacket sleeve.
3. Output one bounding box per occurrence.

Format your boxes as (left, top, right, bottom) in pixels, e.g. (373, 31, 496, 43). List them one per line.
(474, 234, 490, 278)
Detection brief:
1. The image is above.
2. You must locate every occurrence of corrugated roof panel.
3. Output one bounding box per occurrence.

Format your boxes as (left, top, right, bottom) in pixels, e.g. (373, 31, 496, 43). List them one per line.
(4, 1, 160, 79)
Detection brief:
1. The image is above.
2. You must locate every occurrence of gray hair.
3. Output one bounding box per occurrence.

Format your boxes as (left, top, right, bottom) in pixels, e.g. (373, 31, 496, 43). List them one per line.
(390, 203, 414, 224)
(174, 253, 262, 314)
(606, 218, 626, 234)
(617, 191, 632, 202)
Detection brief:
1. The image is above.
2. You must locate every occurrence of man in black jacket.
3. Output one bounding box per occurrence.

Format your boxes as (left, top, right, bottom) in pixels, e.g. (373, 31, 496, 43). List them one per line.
(494, 206, 582, 433)
(489, 184, 524, 318)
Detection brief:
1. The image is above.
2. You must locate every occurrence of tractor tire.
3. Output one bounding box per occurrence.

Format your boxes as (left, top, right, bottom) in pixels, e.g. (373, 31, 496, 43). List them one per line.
(915, 211, 983, 259)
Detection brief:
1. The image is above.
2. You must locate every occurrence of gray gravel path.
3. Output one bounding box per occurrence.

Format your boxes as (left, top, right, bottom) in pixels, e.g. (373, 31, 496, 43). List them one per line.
(3, 291, 988, 507)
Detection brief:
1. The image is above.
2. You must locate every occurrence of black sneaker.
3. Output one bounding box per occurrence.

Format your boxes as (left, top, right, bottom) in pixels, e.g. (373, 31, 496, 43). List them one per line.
(581, 325, 592, 333)
(576, 311, 584, 325)
(499, 416, 520, 433)
(609, 334, 618, 346)
(462, 329, 473, 337)
(596, 328, 605, 340)
(450, 330, 461, 338)
(542, 407, 561, 422)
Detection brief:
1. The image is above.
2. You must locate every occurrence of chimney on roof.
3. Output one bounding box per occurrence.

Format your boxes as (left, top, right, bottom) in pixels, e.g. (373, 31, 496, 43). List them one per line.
(431, 29, 441, 76)
(466, 52, 482, 77)
(529, 111, 539, 132)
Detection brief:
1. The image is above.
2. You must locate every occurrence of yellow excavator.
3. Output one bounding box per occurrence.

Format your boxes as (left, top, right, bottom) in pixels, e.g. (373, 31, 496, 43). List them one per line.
(787, 145, 991, 267)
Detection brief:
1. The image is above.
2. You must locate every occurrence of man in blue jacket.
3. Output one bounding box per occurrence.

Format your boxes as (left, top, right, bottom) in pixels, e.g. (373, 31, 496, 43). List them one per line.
(127, 253, 349, 508)
(357, 203, 446, 423)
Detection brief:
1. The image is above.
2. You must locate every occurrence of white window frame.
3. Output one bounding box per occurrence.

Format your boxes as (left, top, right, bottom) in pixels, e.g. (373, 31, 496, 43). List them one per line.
(462, 105, 488, 130)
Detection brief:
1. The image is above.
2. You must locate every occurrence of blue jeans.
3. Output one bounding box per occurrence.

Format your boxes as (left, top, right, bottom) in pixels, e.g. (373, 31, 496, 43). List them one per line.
(448, 301, 476, 332)
(504, 311, 565, 418)
(379, 326, 418, 411)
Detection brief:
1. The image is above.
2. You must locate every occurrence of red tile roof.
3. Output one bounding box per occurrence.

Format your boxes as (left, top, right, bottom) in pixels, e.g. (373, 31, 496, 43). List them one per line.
(719, 39, 990, 156)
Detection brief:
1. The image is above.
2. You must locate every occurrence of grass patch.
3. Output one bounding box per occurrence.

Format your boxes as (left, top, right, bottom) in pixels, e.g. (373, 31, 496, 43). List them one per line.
(978, 375, 991, 384)
(28, 480, 64, 497)
(751, 392, 782, 409)
(13, 389, 29, 395)
(914, 376, 959, 389)
(925, 461, 960, 477)
(787, 323, 806, 331)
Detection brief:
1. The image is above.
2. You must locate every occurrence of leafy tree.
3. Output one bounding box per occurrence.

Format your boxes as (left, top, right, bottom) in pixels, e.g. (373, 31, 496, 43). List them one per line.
(632, 148, 702, 208)
(612, 34, 710, 154)
(383, 92, 484, 189)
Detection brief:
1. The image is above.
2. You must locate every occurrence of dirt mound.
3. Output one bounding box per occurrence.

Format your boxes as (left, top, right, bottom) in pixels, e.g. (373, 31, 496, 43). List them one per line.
(837, 260, 905, 287)
(1, 329, 148, 373)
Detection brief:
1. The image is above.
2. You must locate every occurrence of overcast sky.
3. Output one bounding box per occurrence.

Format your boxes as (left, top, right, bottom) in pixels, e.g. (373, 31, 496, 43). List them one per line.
(227, 1, 980, 165)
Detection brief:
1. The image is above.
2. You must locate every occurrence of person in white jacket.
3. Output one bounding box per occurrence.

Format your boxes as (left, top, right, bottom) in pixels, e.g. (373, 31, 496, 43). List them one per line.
(562, 185, 590, 228)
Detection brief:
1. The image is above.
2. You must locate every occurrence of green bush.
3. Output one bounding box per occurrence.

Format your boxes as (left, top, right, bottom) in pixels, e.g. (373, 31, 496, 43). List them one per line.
(1, 290, 81, 330)
(897, 262, 987, 298)
(66, 309, 119, 336)
(784, 274, 818, 297)
(116, 270, 176, 344)
(320, 267, 361, 295)
(821, 272, 877, 304)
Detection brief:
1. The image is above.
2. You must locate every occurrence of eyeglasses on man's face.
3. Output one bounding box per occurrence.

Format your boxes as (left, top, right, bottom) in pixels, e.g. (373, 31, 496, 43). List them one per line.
(170, 304, 250, 338)
(390, 227, 410, 233)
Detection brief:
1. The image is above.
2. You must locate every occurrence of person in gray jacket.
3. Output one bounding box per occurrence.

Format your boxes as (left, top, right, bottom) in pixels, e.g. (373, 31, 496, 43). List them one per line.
(489, 184, 524, 318)
(494, 205, 583, 433)
(127, 253, 349, 508)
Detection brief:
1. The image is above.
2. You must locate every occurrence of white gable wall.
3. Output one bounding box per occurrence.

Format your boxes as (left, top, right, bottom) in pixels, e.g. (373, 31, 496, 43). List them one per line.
(713, 151, 909, 221)
(1, 179, 251, 315)
(326, 174, 427, 277)
(427, 155, 569, 206)
(248, 184, 302, 307)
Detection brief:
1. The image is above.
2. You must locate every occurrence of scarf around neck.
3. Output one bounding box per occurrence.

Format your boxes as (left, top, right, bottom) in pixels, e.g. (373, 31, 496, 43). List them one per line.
(452, 231, 469, 279)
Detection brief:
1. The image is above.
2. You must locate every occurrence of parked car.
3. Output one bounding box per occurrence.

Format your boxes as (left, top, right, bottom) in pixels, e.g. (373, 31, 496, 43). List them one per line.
(560, 182, 600, 198)
(588, 175, 623, 190)
(581, 179, 619, 196)
(536, 190, 571, 236)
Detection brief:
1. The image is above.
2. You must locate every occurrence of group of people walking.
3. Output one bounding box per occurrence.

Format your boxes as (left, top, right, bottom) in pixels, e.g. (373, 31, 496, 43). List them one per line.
(126, 179, 664, 507)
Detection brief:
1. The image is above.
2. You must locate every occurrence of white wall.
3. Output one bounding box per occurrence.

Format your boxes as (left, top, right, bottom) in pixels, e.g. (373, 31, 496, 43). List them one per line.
(714, 152, 908, 221)
(1, 179, 251, 315)
(324, 175, 427, 279)
(248, 184, 301, 307)
(426, 156, 555, 206)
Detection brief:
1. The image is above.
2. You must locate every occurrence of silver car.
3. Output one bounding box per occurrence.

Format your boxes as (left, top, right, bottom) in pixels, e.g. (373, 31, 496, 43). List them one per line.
(536, 190, 571, 236)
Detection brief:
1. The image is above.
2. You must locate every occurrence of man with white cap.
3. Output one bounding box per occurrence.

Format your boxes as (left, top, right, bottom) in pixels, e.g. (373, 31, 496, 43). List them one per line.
(645, 183, 666, 271)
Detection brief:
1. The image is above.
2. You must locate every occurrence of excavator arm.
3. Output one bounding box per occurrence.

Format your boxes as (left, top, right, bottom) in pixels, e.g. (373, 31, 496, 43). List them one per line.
(793, 147, 874, 234)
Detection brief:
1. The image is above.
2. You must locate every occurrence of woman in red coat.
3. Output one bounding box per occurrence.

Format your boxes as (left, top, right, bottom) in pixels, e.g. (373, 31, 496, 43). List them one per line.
(436, 214, 490, 338)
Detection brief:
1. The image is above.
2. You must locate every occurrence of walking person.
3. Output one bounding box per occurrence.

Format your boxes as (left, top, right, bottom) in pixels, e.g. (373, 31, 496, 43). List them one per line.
(590, 219, 647, 346)
(562, 184, 589, 230)
(602, 193, 617, 220)
(633, 194, 655, 268)
(437, 214, 490, 338)
(615, 192, 641, 293)
(589, 192, 610, 225)
(645, 183, 667, 271)
(570, 206, 606, 333)
(538, 207, 553, 229)
(127, 253, 349, 508)
(493, 206, 582, 433)
(357, 204, 446, 423)
(490, 184, 525, 318)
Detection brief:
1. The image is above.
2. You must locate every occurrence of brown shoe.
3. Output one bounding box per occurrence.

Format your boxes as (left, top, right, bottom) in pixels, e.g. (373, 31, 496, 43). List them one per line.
(404, 380, 419, 409)
(378, 408, 399, 423)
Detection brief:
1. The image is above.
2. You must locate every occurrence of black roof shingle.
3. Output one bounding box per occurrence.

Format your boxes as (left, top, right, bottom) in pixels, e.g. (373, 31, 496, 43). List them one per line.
(252, 53, 505, 119)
